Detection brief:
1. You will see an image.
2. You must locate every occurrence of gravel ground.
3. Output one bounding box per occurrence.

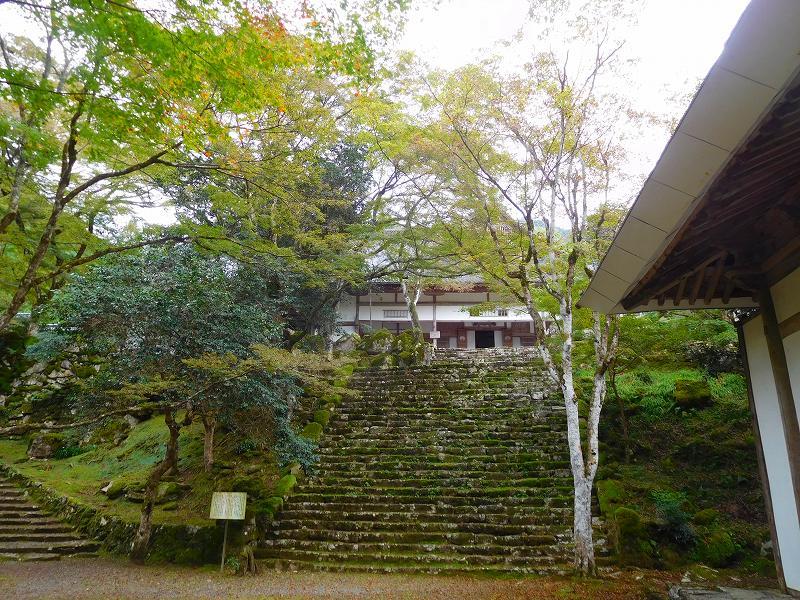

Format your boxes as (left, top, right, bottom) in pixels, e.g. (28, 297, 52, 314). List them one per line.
(0, 557, 676, 599)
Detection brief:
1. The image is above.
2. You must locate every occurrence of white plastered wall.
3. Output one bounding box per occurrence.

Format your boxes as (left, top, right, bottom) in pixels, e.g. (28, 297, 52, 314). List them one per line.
(743, 266, 800, 592)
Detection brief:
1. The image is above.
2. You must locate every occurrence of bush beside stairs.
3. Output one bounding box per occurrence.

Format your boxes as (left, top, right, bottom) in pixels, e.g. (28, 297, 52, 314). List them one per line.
(0, 474, 99, 561)
(257, 349, 579, 575)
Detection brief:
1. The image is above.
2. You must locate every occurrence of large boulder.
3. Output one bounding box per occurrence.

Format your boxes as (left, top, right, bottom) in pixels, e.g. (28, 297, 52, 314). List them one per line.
(27, 433, 66, 459)
(674, 379, 712, 411)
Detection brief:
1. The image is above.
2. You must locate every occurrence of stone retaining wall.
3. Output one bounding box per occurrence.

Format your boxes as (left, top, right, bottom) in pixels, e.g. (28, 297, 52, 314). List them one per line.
(0, 461, 222, 564)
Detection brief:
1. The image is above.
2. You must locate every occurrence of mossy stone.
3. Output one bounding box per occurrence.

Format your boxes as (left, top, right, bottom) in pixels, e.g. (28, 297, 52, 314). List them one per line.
(301, 422, 323, 442)
(273, 474, 297, 498)
(613, 506, 654, 567)
(697, 529, 736, 567)
(27, 433, 66, 459)
(693, 508, 720, 526)
(674, 379, 712, 410)
(596, 479, 624, 517)
(313, 409, 331, 428)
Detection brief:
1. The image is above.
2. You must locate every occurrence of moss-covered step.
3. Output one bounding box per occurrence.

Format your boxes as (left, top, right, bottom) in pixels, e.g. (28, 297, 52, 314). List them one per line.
(260, 349, 573, 574)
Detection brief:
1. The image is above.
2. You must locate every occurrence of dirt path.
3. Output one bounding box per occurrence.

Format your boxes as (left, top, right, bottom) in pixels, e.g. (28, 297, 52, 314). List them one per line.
(0, 557, 676, 599)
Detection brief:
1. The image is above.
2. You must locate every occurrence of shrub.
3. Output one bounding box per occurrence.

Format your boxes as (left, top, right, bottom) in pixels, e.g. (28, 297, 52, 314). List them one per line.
(53, 444, 95, 459)
(234, 439, 258, 455)
(652, 490, 695, 547)
(685, 341, 741, 376)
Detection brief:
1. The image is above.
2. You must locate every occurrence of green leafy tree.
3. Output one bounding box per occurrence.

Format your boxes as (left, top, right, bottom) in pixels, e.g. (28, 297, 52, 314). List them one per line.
(0, 0, 402, 331)
(29, 245, 336, 560)
(398, 4, 639, 570)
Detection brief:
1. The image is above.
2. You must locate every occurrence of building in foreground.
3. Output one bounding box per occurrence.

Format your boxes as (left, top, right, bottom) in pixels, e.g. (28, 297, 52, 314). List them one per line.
(336, 282, 538, 349)
(581, 0, 800, 593)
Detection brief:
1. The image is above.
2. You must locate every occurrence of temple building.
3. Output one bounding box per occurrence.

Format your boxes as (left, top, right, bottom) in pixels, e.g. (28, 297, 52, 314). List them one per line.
(581, 0, 800, 593)
(336, 282, 538, 349)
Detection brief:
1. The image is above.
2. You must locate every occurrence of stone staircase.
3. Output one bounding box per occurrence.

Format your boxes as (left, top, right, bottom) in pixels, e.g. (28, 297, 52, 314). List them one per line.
(258, 349, 576, 574)
(0, 474, 100, 561)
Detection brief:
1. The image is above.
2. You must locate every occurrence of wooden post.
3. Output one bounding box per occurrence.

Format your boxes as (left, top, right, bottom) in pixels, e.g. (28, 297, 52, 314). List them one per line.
(758, 288, 800, 529)
(738, 322, 787, 592)
(220, 520, 229, 573)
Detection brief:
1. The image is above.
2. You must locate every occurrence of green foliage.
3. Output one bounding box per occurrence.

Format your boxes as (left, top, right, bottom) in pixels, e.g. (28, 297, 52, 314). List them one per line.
(53, 444, 95, 460)
(651, 490, 695, 547)
(234, 439, 258, 456)
(0, 0, 401, 325)
(0, 324, 33, 394)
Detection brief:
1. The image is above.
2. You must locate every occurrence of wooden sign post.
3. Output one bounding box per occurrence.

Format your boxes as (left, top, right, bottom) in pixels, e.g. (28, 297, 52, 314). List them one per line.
(209, 491, 247, 572)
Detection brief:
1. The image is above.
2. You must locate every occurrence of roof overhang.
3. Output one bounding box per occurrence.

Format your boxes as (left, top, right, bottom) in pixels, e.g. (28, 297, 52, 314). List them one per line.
(580, 0, 800, 314)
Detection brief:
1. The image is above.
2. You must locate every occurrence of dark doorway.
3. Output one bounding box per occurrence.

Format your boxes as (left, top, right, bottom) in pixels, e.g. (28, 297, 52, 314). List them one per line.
(475, 330, 495, 348)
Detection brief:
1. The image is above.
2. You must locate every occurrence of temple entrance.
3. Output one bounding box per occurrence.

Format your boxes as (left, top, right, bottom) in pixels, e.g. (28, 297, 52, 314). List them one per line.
(475, 330, 495, 349)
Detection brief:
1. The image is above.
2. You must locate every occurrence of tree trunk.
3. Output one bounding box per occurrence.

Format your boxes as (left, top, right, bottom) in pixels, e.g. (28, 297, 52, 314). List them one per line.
(609, 370, 631, 463)
(202, 414, 215, 472)
(0, 201, 65, 332)
(130, 408, 181, 562)
(401, 278, 422, 331)
(573, 477, 596, 575)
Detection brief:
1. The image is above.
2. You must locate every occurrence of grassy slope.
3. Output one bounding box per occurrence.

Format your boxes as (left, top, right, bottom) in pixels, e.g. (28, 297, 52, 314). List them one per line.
(0, 416, 280, 526)
(596, 366, 772, 574)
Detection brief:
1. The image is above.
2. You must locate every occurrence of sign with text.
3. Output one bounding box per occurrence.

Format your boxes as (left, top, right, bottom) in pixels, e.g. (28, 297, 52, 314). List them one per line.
(429, 331, 441, 339)
(209, 492, 247, 521)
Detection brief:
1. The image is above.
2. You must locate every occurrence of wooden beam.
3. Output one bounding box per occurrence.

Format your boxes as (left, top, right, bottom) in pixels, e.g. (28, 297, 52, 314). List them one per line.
(758, 288, 800, 531)
(704, 256, 726, 305)
(779, 310, 800, 339)
(688, 266, 706, 305)
(721, 278, 736, 304)
(674, 277, 687, 306)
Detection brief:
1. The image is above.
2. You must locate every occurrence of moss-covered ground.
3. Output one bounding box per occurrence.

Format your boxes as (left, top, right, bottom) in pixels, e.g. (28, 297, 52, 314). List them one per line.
(0, 415, 281, 527)
(593, 366, 774, 577)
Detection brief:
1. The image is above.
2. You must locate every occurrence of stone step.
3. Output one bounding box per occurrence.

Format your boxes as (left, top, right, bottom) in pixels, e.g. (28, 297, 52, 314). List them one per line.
(319, 445, 566, 457)
(259, 538, 565, 557)
(289, 492, 567, 508)
(308, 476, 573, 490)
(317, 457, 571, 469)
(298, 484, 574, 499)
(0, 531, 85, 542)
(0, 478, 101, 561)
(277, 509, 571, 527)
(0, 539, 100, 554)
(263, 527, 562, 546)
(256, 547, 565, 568)
(316, 469, 571, 481)
(258, 557, 565, 576)
(284, 501, 571, 516)
(274, 518, 568, 536)
(268, 353, 574, 574)
(0, 552, 63, 562)
(0, 523, 73, 534)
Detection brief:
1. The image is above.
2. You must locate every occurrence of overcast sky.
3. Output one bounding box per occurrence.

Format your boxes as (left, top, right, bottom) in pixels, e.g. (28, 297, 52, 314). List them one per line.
(398, 0, 750, 200)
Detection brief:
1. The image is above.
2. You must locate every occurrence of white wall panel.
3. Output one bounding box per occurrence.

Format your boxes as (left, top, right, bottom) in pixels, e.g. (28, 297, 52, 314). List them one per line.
(744, 316, 800, 592)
